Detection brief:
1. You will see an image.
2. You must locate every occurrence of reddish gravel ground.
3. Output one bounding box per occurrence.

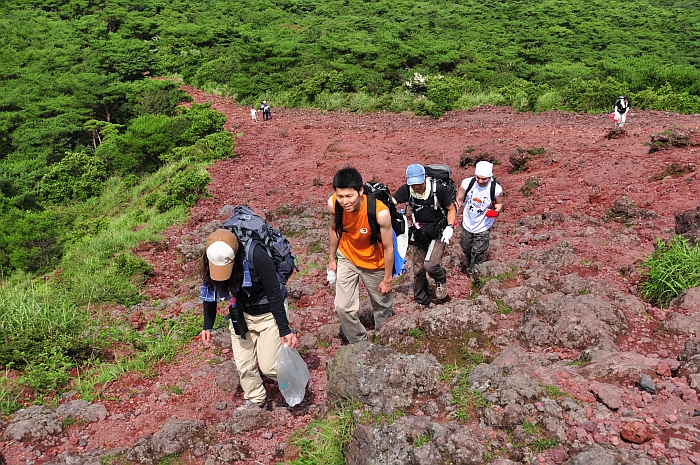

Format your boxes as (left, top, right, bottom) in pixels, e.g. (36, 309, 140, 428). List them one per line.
(2, 88, 699, 465)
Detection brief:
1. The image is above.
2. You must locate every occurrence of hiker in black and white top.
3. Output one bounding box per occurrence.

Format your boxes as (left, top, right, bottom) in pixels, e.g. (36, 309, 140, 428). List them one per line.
(393, 164, 456, 307)
(456, 161, 503, 277)
(260, 100, 272, 121)
(613, 96, 631, 128)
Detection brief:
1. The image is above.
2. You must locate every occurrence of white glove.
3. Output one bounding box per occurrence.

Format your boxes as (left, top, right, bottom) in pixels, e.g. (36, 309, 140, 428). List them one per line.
(326, 269, 337, 285)
(441, 226, 454, 244)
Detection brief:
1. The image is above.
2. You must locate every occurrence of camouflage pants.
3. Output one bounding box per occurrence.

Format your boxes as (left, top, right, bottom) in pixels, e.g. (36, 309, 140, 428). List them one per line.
(459, 226, 491, 274)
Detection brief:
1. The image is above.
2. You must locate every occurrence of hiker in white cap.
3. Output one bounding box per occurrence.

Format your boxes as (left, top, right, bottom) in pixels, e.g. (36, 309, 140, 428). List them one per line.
(200, 229, 297, 410)
(456, 161, 503, 276)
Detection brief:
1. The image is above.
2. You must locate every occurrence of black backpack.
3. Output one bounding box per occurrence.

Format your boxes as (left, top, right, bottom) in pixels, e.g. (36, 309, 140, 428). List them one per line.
(222, 205, 298, 286)
(334, 182, 406, 249)
(411, 164, 458, 217)
(464, 176, 500, 208)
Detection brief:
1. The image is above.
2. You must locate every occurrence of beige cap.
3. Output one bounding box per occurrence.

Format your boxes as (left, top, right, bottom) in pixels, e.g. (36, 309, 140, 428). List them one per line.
(205, 229, 239, 281)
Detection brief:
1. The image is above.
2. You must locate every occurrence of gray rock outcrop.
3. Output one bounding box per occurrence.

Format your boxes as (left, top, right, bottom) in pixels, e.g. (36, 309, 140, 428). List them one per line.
(3, 405, 62, 441)
(126, 419, 205, 464)
(519, 292, 627, 351)
(326, 342, 442, 415)
(345, 415, 486, 465)
(55, 400, 108, 423)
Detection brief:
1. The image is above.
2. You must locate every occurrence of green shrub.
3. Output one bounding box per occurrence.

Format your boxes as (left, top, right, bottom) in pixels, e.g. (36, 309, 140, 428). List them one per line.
(0, 209, 67, 273)
(122, 174, 141, 189)
(97, 114, 178, 174)
(639, 236, 700, 307)
(155, 166, 211, 212)
(114, 252, 154, 283)
(64, 217, 109, 244)
(20, 346, 74, 397)
(561, 77, 625, 113)
(163, 132, 235, 164)
(425, 76, 464, 115)
(632, 83, 700, 113)
(129, 79, 192, 117)
(38, 152, 107, 204)
(176, 103, 227, 145)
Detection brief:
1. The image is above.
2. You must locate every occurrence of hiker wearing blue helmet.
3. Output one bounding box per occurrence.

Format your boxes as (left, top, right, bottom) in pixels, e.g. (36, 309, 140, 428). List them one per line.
(393, 164, 456, 306)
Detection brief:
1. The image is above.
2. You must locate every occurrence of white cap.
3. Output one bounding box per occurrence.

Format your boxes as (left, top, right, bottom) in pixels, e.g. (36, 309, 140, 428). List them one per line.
(475, 161, 493, 178)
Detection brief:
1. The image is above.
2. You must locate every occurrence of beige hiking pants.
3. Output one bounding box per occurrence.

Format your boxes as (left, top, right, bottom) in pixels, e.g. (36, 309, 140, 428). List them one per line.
(335, 254, 393, 344)
(229, 301, 288, 405)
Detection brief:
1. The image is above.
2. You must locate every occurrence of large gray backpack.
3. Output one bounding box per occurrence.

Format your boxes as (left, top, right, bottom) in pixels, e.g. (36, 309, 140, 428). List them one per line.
(222, 205, 297, 285)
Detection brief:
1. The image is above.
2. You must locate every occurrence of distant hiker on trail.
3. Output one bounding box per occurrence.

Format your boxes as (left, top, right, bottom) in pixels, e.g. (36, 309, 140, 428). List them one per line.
(393, 164, 456, 307)
(250, 106, 258, 123)
(260, 100, 272, 121)
(611, 96, 631, 128)
(456, 161, 503, 277)
(200, 229, 297, 410)
(327, 167, 394, 344)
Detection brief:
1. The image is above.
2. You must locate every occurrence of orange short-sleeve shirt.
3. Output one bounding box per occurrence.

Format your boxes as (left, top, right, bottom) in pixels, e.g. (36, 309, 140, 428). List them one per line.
(332, 194, 387, 270)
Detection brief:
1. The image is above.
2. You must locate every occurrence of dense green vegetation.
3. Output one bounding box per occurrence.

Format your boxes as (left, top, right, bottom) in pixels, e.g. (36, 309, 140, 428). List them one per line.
(3, 0, 700, 273)
(0, 1, 235, 405)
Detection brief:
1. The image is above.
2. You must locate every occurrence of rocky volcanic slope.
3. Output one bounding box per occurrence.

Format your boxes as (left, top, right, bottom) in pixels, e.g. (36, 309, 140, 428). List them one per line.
(1, 90, 700, 465)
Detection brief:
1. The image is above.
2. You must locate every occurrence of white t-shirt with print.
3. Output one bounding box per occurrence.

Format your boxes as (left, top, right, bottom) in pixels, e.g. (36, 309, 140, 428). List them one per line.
(461, 177, 502, 234)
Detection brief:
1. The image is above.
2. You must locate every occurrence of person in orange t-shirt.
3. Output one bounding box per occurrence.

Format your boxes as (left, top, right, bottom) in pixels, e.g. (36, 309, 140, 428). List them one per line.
(327, 167, 394, 343)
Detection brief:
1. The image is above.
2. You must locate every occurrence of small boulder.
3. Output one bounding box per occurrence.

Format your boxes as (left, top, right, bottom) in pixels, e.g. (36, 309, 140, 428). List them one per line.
(3, 406, 62, 441)
(126, 419, 205, 464)
(326, 342, 442, 415)
(620, 421, 652, 444)
(638, 373, 656, 394)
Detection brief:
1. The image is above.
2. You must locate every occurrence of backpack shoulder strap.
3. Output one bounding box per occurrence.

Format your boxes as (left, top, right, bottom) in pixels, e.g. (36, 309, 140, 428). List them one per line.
(463, 177, 476, 203)
(367, 195, 379, 249)
(244, 239, 257, 267)
(334, 198, 344, 239)
(430, 178, 440, 211)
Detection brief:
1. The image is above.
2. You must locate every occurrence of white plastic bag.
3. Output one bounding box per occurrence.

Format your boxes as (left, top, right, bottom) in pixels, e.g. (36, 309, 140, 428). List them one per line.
(277, 344, 311, 407)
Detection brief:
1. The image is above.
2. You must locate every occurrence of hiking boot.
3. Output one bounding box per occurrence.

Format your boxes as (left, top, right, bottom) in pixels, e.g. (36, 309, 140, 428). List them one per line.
(435, 282, 448, 300)
(236, 399, 265, 411)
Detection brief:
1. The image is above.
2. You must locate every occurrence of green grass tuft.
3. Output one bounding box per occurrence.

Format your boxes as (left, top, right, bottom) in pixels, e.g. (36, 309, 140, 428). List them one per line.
(283, 404, 357, 465)
(639, 236, 700, 307)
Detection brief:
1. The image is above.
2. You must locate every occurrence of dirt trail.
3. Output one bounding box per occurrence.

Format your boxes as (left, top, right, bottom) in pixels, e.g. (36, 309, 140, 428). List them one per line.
(2, 90, 699, 465)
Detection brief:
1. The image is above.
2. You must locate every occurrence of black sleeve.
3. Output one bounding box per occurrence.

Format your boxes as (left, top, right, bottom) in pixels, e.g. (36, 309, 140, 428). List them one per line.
(202, 300, 217, 331)
(393, 184, 410, 204)
(436, 183, 453, 208)
(252, 244, 291, 337)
